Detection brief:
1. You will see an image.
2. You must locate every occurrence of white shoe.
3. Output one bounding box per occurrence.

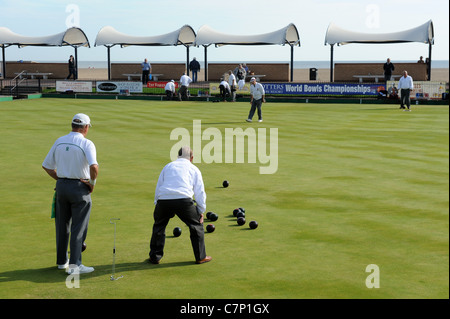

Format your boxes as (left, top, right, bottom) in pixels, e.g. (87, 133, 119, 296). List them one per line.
(258, 119, 263, 122)
(57, 261, 69, 270)
(67, 264, 95, 274)
(246, 119, 252, 122)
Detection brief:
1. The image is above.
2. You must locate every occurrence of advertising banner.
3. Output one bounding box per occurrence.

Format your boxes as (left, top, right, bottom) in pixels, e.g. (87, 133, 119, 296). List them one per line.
(56, 81, 92, 93)
(147, 81, 179, 89)
(96, 81, 143, 93)
(209, 82, 384, 96)
(261, 83, 384, 95)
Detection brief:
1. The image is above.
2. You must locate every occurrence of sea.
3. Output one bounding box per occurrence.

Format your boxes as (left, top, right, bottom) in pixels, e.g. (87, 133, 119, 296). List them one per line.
(34, 60, 450, 69)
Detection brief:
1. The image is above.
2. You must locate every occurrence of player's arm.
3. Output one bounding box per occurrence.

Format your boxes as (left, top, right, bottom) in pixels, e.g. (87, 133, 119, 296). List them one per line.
(42, 166, 58, 181)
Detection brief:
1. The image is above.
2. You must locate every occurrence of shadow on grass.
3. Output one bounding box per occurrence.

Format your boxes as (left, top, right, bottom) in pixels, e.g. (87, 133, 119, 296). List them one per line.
(0, 260, 195, 283)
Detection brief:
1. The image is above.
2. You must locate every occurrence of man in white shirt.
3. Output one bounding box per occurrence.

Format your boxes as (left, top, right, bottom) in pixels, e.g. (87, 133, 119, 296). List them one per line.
(149, 146, 211, 264)
(42, 113, 99, 274)
(164, 79, 176, 100)
(398, 70, 414, 111)
(246, 77, 266, 122)
(228, 70, 237, 102)
(219, 78, 231, 102)
(178, 73, 193, 101)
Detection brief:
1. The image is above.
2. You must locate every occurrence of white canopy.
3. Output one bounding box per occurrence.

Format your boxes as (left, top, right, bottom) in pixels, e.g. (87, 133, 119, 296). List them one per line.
(0, 27, 90, 47)
(324, 20, 434, 45)
(0, 27, 89, 78)
(94, 25, 196, 79)
(195, 23, 300, 47)
(324, 20, 434, 82)
(94, 25, 196, 47)
(195, 24, 300, 81)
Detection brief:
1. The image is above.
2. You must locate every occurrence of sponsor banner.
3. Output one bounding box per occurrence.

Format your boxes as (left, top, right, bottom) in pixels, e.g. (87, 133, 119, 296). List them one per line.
(209, 82, 384, 96)
(147, 81, 179, 89)
(96, 81, 143, 93)
(262, 83, 384, 95)
(388, 80, 448, 100)
(56, 81, 92, 93)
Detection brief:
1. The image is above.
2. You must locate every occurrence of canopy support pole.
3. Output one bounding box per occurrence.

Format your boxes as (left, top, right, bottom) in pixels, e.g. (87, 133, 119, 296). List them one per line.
(290, 45, 294, 82)
(330, 44, 334, 82)
(186, 46, 190, 76)
(428, 42, 432, 81)
(74, 46, 78, 80)
(1, 46, 5, 79)
(107, 46, 111, 80)
(203, 45, 208, 82)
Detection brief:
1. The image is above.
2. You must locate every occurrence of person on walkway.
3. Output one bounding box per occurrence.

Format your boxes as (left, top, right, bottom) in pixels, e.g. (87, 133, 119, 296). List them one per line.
(189, 57, 201, 83)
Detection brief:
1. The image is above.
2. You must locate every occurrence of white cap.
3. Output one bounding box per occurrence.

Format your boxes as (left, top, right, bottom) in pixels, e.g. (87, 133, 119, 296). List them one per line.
(72, 113, 92, 127)
(250, 77, 256, 82)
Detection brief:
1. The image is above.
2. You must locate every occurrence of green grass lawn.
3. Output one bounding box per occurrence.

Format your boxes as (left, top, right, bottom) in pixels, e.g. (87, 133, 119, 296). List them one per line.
(0, 98, 448, 299)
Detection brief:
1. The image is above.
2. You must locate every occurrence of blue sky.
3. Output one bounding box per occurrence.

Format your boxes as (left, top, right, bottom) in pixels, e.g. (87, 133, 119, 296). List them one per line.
(1, 0, 448, 63)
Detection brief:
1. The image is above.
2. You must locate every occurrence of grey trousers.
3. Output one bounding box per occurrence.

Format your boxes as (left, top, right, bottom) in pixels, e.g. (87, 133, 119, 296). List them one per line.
(55, 179, 92, 266)
(149, 198, 206, 262)
(248, 98, 263, 120)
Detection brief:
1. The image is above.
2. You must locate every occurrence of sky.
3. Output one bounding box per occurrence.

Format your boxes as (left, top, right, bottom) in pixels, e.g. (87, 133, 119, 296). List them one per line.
(0, 0, 449, 64)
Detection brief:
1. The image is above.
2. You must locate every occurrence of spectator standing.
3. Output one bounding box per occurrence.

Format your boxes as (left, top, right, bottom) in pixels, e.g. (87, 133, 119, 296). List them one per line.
(383, 58, 395, 82)
(141, 58, 152, 85)
(228, 70, 237, 102)
(189, 57, 201, 83)
(66, 55, 76, 80)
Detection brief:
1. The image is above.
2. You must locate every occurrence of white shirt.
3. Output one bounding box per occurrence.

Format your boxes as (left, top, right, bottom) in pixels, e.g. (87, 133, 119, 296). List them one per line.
(154, 158, 206, 213)
(228, 73, 236, 87)
(164, 81, 175, 92)
(220, 80, 230, 91)
(398, 75, 414, 90)
(250, 82, 265, 100)
(42, 132, 98, 179)
(180, 75, 192, 87)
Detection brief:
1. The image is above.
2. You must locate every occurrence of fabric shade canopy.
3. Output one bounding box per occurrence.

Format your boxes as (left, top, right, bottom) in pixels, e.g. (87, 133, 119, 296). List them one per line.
(0, 26, 90, 47)
(94, 25, 195, 47)
(324, 20, 434, 81)
(94, 25, 196, 79)
(324, 20, 434, 45)
(195, 24, 300, 81)
(195, 23, 300, 47)
(0, 27, 90, 79)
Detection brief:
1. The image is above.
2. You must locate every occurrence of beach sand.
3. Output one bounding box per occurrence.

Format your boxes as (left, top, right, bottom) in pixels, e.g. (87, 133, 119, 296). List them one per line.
(78, 67, 449, 82)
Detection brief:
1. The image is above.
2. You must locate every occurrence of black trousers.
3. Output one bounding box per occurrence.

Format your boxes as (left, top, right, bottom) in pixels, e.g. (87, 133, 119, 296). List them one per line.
(142, 70, 149, 84)
(149, 198, 206, 262)
(178, 85, 189, 100)
(400, 89, 411, 108)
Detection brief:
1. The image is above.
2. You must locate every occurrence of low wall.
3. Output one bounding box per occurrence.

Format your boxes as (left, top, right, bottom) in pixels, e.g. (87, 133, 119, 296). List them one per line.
(207, 63, 289, 82)
(6, 62, 69, 79)
(111, 63, 186, 81)
(334, 63, 428, 82)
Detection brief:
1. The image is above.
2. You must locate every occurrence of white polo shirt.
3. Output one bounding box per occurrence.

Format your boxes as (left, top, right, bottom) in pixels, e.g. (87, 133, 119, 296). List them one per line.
(154, 158, 206, 213)
(250, 82, 265, 100)
(42, 132, 98, 179)
(165, 81, 175, 92)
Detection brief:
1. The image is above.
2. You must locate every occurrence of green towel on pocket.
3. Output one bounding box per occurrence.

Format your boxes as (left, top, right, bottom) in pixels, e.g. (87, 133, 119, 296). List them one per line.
(51, 191, 56, 219)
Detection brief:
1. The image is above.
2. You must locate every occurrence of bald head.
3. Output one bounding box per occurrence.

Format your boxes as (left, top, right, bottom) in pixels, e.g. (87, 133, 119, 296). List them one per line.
(178, 146, 193, 161)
